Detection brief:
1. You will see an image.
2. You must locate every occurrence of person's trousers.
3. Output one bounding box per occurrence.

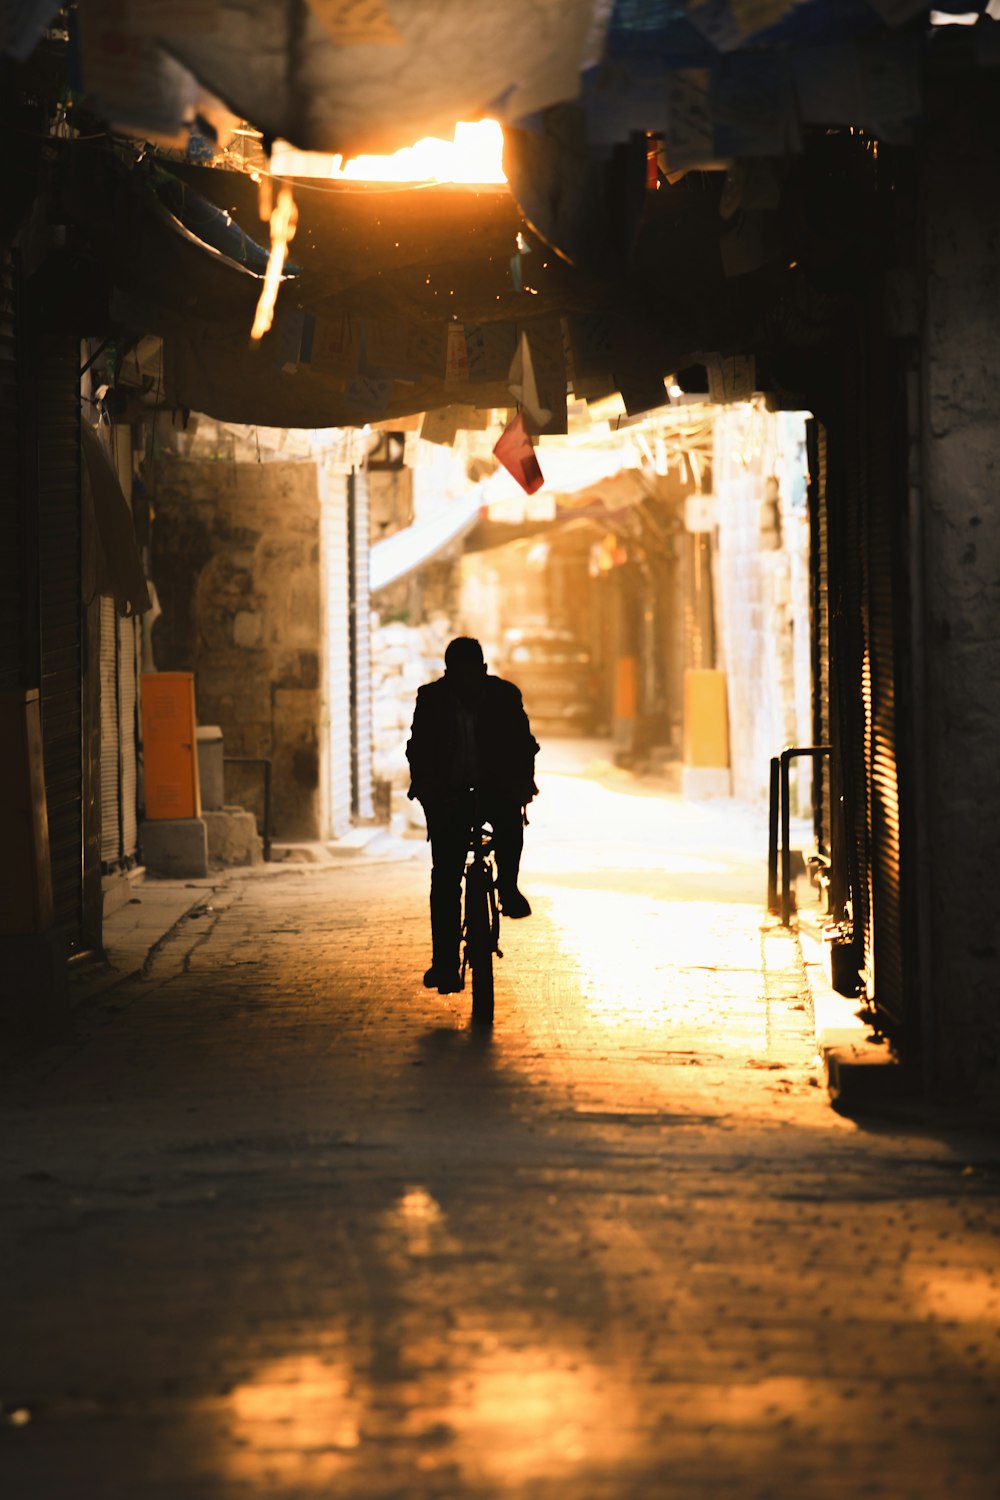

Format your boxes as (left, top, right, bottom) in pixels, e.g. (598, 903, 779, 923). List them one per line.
(422, 795, 524, 973)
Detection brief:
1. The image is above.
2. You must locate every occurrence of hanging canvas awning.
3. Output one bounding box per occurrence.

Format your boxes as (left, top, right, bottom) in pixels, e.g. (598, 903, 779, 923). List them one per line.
(18, 2, 979, 162)
(64, 0, 602, 154)
(53, 141, 618, 428)
(369, 490, 485, 592)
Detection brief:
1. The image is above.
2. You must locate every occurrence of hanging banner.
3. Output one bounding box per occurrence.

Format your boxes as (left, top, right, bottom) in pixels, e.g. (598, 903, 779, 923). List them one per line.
(361, 317, 442, 381)
(493, 411, 544, 496)
(521, 318, 567, 435)
(507, 331, 550, 429)
(615, 368, 668, 418)
(312, 312, 359, 375)
(420, 405, 460, 445)
(564, 312, 613, 378)
(705, 353, 756, 403)
(79, 6, 200, 134)
(710, 53, 800, 157)
(445, 323, 470, 386)
(342, 373, 394, 418)
(663, 68, 731, 173)
(256, 309, 311, 373)
(465, 323, 517, 384)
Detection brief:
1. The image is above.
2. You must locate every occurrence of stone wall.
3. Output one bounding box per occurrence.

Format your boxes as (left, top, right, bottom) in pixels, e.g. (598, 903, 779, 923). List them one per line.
(149, 459, 322, 839)
(713, 407, 812, 808)
(371, 617, 451, 835)
(920, 89, 1000, 1095)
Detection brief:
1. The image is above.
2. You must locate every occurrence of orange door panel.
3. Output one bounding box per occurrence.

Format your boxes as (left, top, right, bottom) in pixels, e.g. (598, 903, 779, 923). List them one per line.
(141, 673, 201, 820)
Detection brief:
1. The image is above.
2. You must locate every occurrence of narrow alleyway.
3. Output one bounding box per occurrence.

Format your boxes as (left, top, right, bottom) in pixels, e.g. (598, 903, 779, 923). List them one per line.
(2, 745, 998, 1499)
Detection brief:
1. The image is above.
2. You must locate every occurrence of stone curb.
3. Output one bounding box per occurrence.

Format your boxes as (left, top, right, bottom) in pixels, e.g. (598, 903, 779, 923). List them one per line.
(74, 828, 423, 1010)
(796, 925, 911, 1111)
(69, 878, 222, 1009)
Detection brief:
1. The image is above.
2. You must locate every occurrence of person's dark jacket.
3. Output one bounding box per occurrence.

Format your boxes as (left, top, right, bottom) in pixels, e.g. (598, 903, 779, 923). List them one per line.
(406, 674, 539, 806)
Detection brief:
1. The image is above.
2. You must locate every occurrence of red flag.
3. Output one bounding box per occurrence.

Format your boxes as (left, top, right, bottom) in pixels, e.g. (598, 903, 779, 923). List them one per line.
(492, 411, 544, 496)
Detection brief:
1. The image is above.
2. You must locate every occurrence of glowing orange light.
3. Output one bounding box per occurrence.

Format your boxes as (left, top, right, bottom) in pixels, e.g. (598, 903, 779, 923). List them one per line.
(270, 120, 506, 185)
(250, 184, 298, 341)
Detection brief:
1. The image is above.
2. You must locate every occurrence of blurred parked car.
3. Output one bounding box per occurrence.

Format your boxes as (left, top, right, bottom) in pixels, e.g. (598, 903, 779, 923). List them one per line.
(499, 628, 599, 733)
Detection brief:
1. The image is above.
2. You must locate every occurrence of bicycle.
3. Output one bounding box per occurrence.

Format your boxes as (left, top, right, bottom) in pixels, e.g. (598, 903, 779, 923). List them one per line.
(461, 805, 502, 1027)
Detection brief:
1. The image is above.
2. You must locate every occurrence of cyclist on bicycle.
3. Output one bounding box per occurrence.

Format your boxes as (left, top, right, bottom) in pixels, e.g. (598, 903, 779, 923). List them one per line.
(406, 635, 539, 994)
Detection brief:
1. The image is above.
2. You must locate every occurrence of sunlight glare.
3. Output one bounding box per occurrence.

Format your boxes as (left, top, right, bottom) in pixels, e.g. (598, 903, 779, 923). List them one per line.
(270, 120, 506, 184)
(383, 1185, 448, 1258)
(225, 1354, 361, 1481)
(250, 184, 298, 340)
(452, 1345, 636, 1479)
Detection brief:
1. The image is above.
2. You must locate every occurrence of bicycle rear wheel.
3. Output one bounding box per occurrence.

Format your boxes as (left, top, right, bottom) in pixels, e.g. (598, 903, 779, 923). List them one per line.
(465, 859, 495, 1027)
(471, 953, 494, 1026)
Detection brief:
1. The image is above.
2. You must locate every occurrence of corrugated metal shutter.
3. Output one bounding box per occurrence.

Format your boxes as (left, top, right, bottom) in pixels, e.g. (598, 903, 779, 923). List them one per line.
(37, 339, 83, 942)
(99, 585, 140, 865)
(0, 253, 18, 691)
(825, 396, 871, 986)
(808, 420, 831, 861)
(120, 613, 139, 857)
(100, 594, 120, 862)
(349, 466, 374, 820)
(844, 400, 873, 996)
(825, 320, 911, 1045)
(866, 347, 908, 1039)
(323, 463, 352, 836)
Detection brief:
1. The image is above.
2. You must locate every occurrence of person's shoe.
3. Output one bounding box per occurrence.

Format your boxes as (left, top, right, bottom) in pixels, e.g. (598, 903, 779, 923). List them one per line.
(500, 888, 532, 919)
(424, 966, 464, 994)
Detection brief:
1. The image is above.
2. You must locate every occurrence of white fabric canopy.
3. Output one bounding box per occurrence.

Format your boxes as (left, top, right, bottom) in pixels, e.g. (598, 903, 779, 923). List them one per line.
(369, 488, 484, 592)
(481, 441, 643, 521)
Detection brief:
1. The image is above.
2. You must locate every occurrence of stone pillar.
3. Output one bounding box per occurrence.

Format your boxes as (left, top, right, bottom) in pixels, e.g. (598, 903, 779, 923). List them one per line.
(196, 726, 225, 811)
(920, 86, 1000, 1096)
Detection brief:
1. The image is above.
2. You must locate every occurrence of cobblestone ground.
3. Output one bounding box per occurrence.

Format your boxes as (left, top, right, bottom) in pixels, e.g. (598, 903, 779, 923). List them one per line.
(2, 746, 999, 1499)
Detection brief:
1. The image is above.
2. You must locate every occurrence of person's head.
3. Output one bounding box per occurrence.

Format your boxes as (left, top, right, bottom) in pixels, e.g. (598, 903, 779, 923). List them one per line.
(444, 636, 487, 698)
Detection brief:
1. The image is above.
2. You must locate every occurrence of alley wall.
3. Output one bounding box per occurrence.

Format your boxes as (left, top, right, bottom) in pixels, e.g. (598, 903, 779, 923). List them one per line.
(149, 458, 322, 840)
(920, 93, 1000, 1094)
(713, 407, 812, 809)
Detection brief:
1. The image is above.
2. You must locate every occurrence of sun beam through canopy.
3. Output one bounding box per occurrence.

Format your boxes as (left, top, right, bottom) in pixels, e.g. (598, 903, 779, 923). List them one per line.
(270, 120, 507, 185)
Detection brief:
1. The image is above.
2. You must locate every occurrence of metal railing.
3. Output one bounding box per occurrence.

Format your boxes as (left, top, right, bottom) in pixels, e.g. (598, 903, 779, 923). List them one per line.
(767, 745, 831, 926)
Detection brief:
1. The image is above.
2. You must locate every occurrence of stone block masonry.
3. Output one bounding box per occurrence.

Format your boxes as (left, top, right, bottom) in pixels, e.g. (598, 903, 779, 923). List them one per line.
(712, 408, 812, 810)
(138, 817, 208, 879)
(149, 460, 322, 840)
(920, 93, 1000, 1099)
(202, 809, 262, 870)
(371, 615, 452, 834)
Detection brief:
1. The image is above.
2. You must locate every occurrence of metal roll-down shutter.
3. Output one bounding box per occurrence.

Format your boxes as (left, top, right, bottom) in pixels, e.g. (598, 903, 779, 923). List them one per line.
(37, 339, 83, 942)
(349, 466, 374, 821)
(323, 463, 353, 837)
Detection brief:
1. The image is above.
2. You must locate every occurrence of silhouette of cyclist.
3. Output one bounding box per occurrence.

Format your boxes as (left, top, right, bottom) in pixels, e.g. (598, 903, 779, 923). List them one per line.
(406, 635, 539, 994)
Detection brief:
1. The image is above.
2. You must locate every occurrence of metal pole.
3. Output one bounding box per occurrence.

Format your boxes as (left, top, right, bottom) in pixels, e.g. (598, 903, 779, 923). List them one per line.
(262, 758, 272, 862)
(780, 750, 793, 926)
(767, 756, 780, 914)
(770, 745, 831, 926)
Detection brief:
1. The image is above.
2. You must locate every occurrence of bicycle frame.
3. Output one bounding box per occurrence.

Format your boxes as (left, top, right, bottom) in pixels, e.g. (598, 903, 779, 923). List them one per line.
(461, 801, 502, 1024)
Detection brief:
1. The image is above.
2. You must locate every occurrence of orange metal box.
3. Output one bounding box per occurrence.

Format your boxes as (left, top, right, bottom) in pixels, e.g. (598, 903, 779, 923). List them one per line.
(683, 668, 730, 770)
(141, 673, 202, 820)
